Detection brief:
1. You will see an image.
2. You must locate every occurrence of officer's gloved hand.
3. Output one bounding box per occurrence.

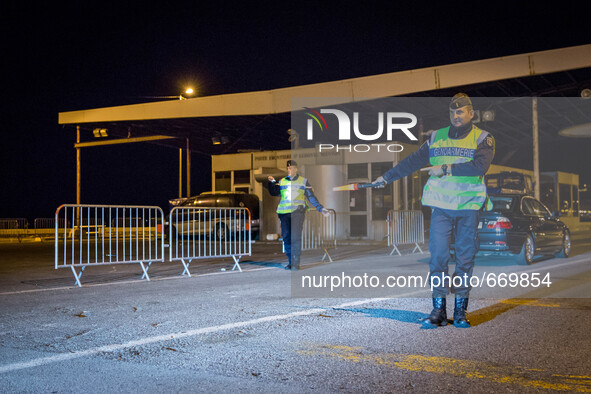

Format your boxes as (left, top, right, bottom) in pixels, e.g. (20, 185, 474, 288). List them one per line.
(428, 165, 444, 177)
(321, 208, 331, 218)
(372, 176, 386, 188)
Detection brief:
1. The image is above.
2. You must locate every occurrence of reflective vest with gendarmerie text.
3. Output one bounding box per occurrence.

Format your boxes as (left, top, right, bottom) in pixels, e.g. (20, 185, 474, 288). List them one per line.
(421, 125, 489, 210)
(277, 176, 307, 213)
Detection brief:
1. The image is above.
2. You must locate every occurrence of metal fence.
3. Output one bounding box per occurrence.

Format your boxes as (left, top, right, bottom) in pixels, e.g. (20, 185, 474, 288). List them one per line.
(35, 218, 69, 229)
(0, 218, 29, 229)
(35, 218, 70, 237)
(0, 218, 29, 239)
(169, 206, 252, 274)
(386, 210, 425, 256)
(54, 205, 165, 287)
(301, 209, 337, 262)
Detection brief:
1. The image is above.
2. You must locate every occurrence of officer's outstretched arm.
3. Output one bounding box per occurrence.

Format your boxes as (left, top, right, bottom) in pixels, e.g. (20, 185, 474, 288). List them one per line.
(374, 141, 430, 184)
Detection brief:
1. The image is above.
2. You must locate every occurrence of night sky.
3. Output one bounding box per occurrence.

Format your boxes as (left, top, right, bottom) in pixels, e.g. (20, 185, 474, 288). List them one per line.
(2, 3, 591, 222)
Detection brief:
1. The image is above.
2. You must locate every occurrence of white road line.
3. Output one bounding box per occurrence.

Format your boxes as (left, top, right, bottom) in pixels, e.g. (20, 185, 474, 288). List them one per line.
(0, 291, 423, 374)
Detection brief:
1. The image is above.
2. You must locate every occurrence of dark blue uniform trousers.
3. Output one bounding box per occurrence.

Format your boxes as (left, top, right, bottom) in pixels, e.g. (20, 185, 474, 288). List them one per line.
(429, 207, 479, 297)
(279, 209, 306, 267)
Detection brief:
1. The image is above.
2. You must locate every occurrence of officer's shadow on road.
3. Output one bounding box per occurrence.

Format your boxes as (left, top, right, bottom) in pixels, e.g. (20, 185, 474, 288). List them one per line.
(333, 306, 502, 328)
(333, 307, 429, 325)
(298, 305, 517, 327)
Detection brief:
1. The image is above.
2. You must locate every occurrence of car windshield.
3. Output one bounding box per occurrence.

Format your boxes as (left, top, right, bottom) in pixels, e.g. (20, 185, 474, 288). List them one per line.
(489, 196, 515, 212)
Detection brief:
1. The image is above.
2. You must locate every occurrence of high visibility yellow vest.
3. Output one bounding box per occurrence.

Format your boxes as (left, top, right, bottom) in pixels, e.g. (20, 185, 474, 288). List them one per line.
(421, 126, 489, 210)
(277, 176, 307, 214)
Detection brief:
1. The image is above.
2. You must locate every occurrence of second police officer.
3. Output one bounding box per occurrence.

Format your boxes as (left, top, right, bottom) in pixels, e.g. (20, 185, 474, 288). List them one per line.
(268, 160, 330, 270)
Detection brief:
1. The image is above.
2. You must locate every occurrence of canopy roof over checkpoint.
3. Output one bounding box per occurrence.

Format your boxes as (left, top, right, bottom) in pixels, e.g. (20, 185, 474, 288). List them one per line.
(59, 44, 591, 155)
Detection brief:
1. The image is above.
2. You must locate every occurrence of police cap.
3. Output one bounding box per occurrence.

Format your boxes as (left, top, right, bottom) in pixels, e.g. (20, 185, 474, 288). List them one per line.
(450, 93, 472, 110)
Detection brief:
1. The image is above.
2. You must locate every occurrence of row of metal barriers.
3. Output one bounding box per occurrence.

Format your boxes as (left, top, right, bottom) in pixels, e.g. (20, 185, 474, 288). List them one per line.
(54, 205, 254, 287)
(0, 218, 62, 239)
(54, 204, 425, 287)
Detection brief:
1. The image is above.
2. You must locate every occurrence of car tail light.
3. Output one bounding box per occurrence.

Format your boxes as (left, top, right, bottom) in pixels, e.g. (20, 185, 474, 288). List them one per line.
(486, 217, 512, 229)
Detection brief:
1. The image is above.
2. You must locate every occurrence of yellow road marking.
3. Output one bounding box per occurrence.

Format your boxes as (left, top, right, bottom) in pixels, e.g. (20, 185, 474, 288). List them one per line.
(499, 299, 561, 308)
(300, 345, 591, 392)
(469, 298, 562, 326)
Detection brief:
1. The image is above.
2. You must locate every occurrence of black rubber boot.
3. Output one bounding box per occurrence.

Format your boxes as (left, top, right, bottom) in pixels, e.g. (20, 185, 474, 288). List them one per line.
(421, 297, 447, 329)
(453, 297, 471, 328)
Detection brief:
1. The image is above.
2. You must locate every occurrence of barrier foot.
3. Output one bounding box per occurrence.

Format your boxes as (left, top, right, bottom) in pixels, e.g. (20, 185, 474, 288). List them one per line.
(412, 243, 424, 254)
(181, 259, 192, 277)
(321, 247, 333, 263)
(389, 245, 402, 256)
(139, 262, 150, 281)
(71, 266, 84, 287)
(141, 261, 153, 280)
(231, 256, 242, 272)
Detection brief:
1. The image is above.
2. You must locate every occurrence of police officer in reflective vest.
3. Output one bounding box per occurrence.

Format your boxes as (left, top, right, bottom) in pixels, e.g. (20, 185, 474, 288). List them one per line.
(373, 93, 495, 328)
(268, 160, 330, 270)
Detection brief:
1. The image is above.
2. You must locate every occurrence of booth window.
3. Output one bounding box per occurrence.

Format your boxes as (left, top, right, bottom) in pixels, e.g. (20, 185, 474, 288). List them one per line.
(540, 182, 556, 214)
(234, 170, 250, 185)
(559, 183, 572, 216)
(215, 171, 231, 191)
(348, 163, 367, 179)
(572, 185, 579, 216)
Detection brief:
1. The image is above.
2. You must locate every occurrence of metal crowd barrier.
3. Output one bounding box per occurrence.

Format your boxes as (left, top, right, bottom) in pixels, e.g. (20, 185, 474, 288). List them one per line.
(301, 208, 337, 262)
(54, 205, 165, 287)
(0, 218, 29, 239)
(35, 218, 68, 229)
(169, 206, 251, 274)
(0, 218, 29, 229)
(386, 210, 425, 256)
(35, 218, 70, 238)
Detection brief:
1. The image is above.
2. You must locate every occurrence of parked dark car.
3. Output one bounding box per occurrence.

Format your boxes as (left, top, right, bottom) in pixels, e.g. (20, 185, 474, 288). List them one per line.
(167, 191, 260, 240)
(476, 194, 571, 264)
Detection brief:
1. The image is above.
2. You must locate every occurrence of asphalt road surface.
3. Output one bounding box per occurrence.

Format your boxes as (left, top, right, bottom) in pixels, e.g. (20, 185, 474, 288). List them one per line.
(1, 233, 591, 393)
